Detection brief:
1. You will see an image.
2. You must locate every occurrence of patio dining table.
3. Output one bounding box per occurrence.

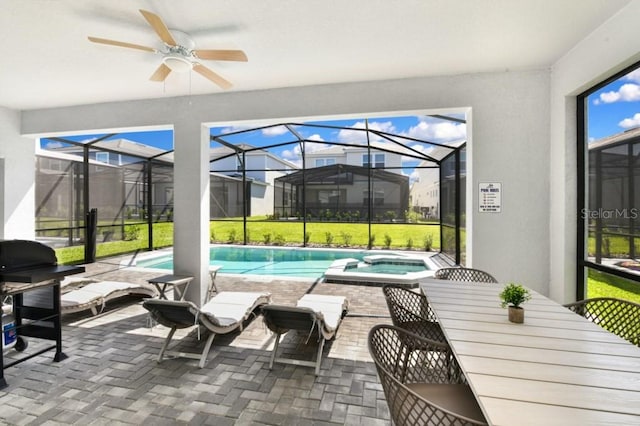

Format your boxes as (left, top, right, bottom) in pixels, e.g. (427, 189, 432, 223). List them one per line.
(419, 279, 640, 426)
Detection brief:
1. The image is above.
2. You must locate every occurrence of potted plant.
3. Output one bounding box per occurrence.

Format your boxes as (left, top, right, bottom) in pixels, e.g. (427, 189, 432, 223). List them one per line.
(499, 283, 531, 323)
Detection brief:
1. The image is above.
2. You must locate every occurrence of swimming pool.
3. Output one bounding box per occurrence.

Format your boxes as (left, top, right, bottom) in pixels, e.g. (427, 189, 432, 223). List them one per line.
(323, 254, 437, 285)
(133, 246, 371, 279)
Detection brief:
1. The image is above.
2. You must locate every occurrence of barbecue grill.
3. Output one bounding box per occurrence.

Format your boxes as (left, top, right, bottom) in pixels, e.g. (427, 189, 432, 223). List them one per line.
(0, 239, 84, 388)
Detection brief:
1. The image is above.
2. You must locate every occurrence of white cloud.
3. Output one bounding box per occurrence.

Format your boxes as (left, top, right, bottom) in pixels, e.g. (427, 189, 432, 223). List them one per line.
(262, 125, 289, 137)
(625, 69, 640, 84)
(280, 147, 301, 166)
(618, 112, 640, 129)
(216, 125, 251, 134)
(405, 120, 466, 143)
(598, 83, 640, 104)
(408, 143, 433, 154)
(280, 136, 329, 164)
(44, 141, 64, 149)
(307, 134, 325, 142)
(337, 121, 396, 143)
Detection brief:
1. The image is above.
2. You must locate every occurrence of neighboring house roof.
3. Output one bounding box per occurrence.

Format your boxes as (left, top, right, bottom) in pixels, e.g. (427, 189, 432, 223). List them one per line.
(306, 145, 345, 156)
(209, 143, 299, 169)
(52, 138, 171, 160)
(275, 164, 409, 186)
(307, 139, 461, 163)
(589, 127, 640, 151)
(36, 147, 118, 168)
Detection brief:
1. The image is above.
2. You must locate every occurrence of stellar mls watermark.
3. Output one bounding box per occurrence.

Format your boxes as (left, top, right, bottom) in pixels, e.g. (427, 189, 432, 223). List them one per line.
(581, 208, 639, 219)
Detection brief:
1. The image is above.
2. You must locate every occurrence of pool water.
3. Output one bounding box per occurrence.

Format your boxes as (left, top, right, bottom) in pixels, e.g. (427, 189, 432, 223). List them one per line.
(135, 246, 369, 278)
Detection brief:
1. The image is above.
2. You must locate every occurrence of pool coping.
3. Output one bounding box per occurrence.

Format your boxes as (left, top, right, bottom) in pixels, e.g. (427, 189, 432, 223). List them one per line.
(322, 254, 438, 286)
(120, 245, 438, 283)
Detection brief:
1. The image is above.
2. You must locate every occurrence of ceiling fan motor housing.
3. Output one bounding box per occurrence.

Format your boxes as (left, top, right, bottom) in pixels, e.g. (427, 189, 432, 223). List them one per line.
(161, 30, 196, 72)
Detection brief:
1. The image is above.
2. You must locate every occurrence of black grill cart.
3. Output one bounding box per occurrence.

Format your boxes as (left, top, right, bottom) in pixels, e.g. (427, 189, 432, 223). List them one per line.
(0, 240, 84, 389)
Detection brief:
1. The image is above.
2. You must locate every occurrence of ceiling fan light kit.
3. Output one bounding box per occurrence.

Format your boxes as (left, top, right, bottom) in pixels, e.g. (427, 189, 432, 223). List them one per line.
(88, 9, 247, 89)
(163, 54, 193, 72)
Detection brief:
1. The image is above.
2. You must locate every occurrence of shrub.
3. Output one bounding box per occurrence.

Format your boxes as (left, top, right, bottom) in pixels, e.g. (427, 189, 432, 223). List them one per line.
(384, 233, 392, 249)
(263, 232, 272, 245)
(273, 234, 285, 246)
(340, 231, 352, 246)
(325, 232, 334, 246)
(404, 209, 421, 223)
(369, 234, 376, 248)
(124, 225, 140, 241)
(406, 238, 413, 250)
(423, 234, 433, 251)
(304, 232, 311, 244)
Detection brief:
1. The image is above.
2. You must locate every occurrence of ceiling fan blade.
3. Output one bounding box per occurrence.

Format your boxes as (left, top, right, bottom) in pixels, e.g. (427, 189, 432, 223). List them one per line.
(139, 9, 177, 46)
(88, 36, 157, 53)
(192, 64, 233, 89)
(194, 49, 248, 62)
(150, 63, 172, 82)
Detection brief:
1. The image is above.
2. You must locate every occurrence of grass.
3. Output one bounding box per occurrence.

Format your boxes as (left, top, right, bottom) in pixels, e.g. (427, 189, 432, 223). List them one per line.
(55, 222, 174, 264)
(55, 219, 441, 264)
(587, 233, 639, 258)
(216, 219, 440, 250)
(587, 268, 640, 304)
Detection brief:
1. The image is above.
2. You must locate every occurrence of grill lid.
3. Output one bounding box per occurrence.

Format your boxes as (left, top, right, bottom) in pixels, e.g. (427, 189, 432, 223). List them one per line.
(0, 240, 57, 271)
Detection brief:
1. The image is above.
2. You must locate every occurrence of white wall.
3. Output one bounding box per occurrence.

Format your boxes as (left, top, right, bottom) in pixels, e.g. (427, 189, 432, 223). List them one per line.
(0, 107, 35, 240)
(21, 69, 551, 295)
(549, 0, 640, 303)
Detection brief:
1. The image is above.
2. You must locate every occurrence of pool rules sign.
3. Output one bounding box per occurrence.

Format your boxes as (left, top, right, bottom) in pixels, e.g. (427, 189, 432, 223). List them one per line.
(479, 182, 501, 213)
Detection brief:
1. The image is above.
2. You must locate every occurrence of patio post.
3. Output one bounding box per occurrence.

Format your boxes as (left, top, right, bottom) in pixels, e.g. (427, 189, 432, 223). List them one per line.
(173, 121, 210, 306)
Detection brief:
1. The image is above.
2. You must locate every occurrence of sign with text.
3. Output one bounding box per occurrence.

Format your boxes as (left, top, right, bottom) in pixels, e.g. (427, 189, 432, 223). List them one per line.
(479, 182, 501, 213)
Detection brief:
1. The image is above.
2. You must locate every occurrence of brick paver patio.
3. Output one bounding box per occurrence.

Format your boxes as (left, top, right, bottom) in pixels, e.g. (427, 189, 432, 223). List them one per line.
(0, 255, 392, 425)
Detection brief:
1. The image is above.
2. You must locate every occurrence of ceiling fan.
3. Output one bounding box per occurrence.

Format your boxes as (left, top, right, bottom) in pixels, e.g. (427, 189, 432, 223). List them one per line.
(88, 9, 247, 89)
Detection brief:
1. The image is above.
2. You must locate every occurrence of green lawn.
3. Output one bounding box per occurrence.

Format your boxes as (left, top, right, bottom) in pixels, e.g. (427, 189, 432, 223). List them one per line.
(55, 222, 174, 264)
(55, 219, 441, 264)
(213, 219, 440, 250)
(587, 268, 640, 304)
(587, 233, 639, 258)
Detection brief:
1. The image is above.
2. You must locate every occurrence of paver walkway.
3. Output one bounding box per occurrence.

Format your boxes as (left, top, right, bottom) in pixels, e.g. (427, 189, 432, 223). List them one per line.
(0, 256, 392, 425)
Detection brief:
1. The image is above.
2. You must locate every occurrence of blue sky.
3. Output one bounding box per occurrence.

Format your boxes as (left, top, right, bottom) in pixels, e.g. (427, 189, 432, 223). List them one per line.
(41, 114, 467, 180)
(41, 114, 466, 154)
(211, 114, 466, 163)
(587, 68, 640, 142)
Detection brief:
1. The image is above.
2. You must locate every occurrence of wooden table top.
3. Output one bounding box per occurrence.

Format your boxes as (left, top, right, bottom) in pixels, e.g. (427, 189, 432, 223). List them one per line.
(419, 279, 640, 426)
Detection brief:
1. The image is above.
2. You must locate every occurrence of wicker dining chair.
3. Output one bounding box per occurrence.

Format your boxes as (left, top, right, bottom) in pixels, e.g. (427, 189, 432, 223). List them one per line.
(434, 267, 498, 283)
(382, 284, 446, 343)
(368, 324, 488, 426)
(563, 297, 640, 347)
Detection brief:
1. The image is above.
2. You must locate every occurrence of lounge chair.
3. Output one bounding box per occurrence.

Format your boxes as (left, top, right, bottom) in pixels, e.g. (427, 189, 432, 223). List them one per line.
(261, 294, 349, 375)
(143, 291, 271, 368)
(61, 281, 157, 315)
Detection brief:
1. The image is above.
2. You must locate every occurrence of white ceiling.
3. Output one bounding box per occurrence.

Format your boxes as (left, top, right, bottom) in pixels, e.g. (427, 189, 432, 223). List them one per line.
(0, 0, 630, 111)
